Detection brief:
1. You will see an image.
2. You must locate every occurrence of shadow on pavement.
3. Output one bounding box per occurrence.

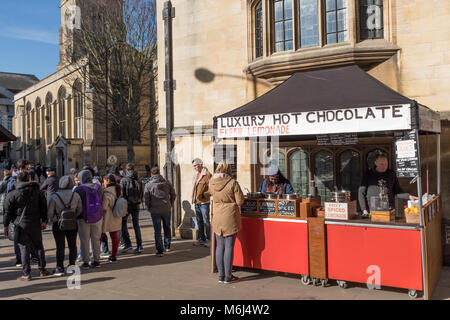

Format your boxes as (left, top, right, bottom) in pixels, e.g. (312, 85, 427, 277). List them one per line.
(0, 277, 115, 299)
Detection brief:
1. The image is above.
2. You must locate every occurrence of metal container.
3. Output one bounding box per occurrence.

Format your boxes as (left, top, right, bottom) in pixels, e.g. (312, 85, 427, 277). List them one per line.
(330, 190, 351, 203)
(246, 192, 264, 199)
(280, 193, 302, 200)
(264, 193, 279, 199)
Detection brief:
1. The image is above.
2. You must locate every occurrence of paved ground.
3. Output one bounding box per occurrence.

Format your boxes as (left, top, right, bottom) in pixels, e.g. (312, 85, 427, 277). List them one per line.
(1, 211, 450, 300)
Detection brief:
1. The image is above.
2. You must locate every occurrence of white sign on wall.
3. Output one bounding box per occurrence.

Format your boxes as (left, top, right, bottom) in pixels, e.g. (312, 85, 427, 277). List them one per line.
(217, 104, 411, 138)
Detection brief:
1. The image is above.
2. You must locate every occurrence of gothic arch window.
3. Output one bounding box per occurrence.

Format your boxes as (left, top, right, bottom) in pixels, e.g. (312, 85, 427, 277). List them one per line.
(45, 92, 53, 144)
(35, 97, 42, 146)
(73, 79, 83, 139)
(255, 1, 264, 58)
(58, 86, 67, 137)
(267, 150, 287, 177)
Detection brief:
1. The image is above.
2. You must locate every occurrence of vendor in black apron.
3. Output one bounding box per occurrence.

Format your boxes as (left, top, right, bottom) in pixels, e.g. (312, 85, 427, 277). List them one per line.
(358, 153, 418, 217)
(259, 165, 294, 195)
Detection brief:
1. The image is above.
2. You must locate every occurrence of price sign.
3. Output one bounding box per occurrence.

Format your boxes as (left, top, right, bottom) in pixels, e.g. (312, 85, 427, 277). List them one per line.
(277, 200, 296, 216)
(395, 130, 419, 178)
(241, 199, 258, 213)
(259, 200, 276, 215)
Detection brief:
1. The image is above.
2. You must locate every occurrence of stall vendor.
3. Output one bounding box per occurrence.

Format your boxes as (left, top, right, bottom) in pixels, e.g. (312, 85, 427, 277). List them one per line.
(259, 165, 294, 194)
(358, 153, 419, 216)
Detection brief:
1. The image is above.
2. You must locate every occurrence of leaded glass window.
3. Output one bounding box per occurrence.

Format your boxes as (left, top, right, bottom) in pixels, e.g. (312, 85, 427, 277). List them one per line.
(268, 151, 287, 177)
(326, 0, 347, 44)
(289, 150, 309, 196)
(299, 0, 319, 48)
(255, 1, 263, 58)
(273, 0, 293, 52)
(314, 150, 334, 203)
(340, 150, 361, 201)
(359, 0, 383, 40)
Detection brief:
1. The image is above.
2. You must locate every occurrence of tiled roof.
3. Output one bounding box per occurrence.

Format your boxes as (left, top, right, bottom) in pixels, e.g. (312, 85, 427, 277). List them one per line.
(0, 72, 39, 93)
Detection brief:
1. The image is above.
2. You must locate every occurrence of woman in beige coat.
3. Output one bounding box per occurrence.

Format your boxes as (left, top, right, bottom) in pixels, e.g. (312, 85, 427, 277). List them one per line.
(102, 174, 122, 263)
(209, 161, 244, 284)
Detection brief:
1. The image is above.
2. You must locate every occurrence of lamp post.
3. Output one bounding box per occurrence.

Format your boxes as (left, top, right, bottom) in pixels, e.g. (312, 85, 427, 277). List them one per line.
(104, 39, 124, 171)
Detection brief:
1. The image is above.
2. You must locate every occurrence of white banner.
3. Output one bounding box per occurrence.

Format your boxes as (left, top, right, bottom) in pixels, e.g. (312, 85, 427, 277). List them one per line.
(217, 104, 411, 138)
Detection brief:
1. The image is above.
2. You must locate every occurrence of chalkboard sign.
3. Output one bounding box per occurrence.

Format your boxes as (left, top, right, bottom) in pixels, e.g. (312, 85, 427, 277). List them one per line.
(241, 199, 258, 213)
(277, 200, 296, 216)
(395, 130, 419, 178)
(259, 200, 276, 215)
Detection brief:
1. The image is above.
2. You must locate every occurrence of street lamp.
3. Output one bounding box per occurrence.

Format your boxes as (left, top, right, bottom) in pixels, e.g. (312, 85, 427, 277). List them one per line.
(104, 39, 124, 171)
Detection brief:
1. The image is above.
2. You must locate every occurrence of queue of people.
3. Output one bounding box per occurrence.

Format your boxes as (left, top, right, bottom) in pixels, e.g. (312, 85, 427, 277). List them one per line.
(1, 159, 179, 281)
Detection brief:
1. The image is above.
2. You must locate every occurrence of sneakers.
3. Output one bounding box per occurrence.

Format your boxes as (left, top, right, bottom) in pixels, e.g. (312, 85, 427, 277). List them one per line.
(100, 252, 111, 259)
(81, 263, 90, 270)
(53, 269, 65, 277)
(156, 252, 164, 257)
(15, 262, 22, 268)
(218, 276, 225, 283)
(76, 254, 82, 262)
(134, 246, 143, 254)
(89, 261, 101, 268)
(121, 245, 133, 254)
(224, 275, 240, 284)
(165, 247, 171, 252)
(203, 240, 210, 248)
(193, 240, 205, 246)
(108, 257, 118, 263)
(17, 275, 32, 281)
(40, 270, 51, 277)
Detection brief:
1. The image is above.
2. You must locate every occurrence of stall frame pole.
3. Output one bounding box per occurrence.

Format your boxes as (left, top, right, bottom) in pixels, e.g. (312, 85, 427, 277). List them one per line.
(437, 134, 441, 195)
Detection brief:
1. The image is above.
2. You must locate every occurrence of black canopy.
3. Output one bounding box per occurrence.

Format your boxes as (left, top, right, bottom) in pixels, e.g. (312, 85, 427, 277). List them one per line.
(218, 65, 414, 118)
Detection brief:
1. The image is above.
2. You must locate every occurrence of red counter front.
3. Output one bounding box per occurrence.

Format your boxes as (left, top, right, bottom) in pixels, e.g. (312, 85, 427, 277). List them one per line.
(326, 224, 423, 291)
(233, 217, 309, 275)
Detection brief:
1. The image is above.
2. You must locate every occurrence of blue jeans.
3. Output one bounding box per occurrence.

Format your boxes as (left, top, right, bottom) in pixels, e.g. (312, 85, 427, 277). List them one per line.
(150, 212, 171, 254)
(195, 203, 210, 242)
(121, 208, 143, 248)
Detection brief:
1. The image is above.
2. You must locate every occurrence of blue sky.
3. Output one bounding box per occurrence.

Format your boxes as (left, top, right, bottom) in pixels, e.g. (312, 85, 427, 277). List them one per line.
(0, 1, 60, 80)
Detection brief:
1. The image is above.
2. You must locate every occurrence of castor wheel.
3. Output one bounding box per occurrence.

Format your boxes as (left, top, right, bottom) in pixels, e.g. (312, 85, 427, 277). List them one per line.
(300, 275, 311, 286)
(320, 279, 328, 287)
(337, 280, 348, 289)
(312, 278, 319, 286)
(408, 289, 418, 299)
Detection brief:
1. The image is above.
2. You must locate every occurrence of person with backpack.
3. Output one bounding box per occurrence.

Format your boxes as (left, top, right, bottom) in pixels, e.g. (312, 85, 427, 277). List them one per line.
(144, 166, 176, 257)
(120, 163, 143, 254)
(101, 174, 125, 263)
(3, 171, 50, 281)
(47, 176, 83, 276)
(0, 169, 12, 215)
(73, 169, 103, 269)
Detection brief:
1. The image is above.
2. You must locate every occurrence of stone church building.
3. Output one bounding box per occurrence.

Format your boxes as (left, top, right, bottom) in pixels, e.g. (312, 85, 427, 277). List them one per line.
(12, 0, 153, 176)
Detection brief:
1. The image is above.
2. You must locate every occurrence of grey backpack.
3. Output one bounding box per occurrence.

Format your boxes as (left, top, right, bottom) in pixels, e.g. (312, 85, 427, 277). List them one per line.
(108, 192, 128, 218)
(54, 193, 78, 231)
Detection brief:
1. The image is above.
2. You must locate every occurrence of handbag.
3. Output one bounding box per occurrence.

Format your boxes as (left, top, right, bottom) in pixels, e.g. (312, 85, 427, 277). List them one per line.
(7, 196, 32, 242)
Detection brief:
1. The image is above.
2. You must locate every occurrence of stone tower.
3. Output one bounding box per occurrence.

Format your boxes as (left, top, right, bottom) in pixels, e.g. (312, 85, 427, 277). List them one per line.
(57, 0, 123, 70)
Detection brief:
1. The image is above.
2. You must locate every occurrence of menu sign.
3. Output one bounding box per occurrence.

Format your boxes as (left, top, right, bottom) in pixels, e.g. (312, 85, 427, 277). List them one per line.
(277, 200, 296, 216)
(259, 200, 276, 215)
(317, 133, 358, 146)
(241, 199, 258, 213)
(395, 130, 419, 178)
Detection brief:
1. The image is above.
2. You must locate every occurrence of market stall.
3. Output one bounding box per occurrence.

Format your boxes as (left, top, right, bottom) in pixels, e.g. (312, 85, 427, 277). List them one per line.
(212, 65, 442, 299)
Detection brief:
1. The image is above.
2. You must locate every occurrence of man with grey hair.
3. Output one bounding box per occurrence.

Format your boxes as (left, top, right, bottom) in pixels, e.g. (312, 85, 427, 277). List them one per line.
(191, 158, 212, 247)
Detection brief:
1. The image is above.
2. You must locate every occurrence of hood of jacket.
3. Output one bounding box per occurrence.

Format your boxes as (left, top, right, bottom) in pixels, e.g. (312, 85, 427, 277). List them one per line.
(209, 174, 233, 193)
(148, 174, 170, 199)
(59, 175, 75, 190)
(16, 181, 39, 191)
(125, 170, 138, 180)
(78, 170, 93, 184)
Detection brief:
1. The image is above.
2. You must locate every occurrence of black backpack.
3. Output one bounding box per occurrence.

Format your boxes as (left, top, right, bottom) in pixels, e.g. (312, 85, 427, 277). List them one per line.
(126, 179, 141, 205)
(54, 193, 78, 231)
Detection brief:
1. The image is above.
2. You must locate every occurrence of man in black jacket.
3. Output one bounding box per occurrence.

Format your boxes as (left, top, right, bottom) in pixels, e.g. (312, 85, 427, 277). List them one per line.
(3, 171, 50, 281)
(120, 163, 143, 254)
(40, 167, 59, 202)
